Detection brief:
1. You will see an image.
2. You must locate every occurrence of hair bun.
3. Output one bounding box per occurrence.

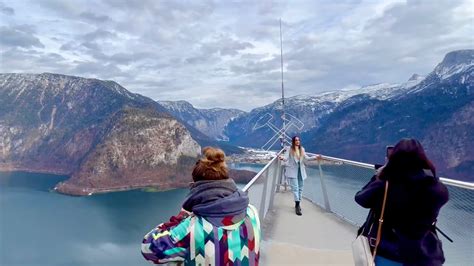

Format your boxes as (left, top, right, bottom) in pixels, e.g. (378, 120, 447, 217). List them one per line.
(192, 147, 229, 182)
(203, 146, 225, 164)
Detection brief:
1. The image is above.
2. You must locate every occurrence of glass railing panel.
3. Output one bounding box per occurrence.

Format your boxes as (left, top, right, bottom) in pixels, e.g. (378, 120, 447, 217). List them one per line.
(245, 169, 266, 221)
(244, 150, 473, 265)
(435, 185, 474, 265)
(243, 151, 283, 222)
(302, 155, 473, 266)
(303, 160, 375, 225)
(301, 165, 325, 206)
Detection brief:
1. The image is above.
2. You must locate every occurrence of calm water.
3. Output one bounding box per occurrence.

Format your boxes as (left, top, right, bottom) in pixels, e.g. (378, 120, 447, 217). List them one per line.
(0, 171, 189, 266)
(0, 164, 263, 266)
(1, 163, 471, 265)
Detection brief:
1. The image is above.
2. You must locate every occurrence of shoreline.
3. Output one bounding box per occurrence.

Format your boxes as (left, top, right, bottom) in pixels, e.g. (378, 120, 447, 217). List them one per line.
(54, 181, 190, 196)
(0, 165, 191, 196)
(1, 163, 259, 196)
(0, 166, 71, 177)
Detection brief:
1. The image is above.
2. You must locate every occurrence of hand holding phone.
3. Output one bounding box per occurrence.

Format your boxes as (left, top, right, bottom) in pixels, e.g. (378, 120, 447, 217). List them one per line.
(386, 145, 394, 159)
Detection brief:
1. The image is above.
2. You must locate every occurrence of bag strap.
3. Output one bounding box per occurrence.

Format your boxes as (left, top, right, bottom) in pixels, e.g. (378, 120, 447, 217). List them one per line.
(435, 225, 454, 243)
(372, 181, 389, 259)
(358, 209, 373, 236)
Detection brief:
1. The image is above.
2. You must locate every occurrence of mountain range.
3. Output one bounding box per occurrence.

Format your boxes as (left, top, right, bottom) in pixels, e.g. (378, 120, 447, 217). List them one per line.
(164, 50, 473, 181)
(1, 49, 471, 191)
(159, 100, 244, 141)
(0, 73, 248, 195)
(303, 50, 473, 181)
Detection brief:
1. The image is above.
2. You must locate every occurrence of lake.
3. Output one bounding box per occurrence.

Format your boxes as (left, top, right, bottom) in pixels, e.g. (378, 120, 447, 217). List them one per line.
(0, 171, 190, 266)
(1, 163, 471, 265)
(0, 164, 263, 266)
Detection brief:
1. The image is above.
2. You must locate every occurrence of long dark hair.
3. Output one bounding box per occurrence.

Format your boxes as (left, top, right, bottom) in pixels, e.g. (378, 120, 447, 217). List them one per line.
(290, 136, 305, 158)
(379, 138, 436, 180)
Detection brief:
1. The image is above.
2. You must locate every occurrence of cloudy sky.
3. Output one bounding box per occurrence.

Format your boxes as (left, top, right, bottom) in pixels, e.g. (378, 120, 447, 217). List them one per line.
(1, 0, 473, 111)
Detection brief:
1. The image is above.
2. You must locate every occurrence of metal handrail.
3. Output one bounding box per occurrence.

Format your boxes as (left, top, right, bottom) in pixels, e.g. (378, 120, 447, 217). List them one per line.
(241, 149, 285, 222)
(439, 178, 474, 190)
(241, 151, 472, 265)
(301, 152, 473, 266)
(313, 154, 473, 190)
(310, 154, 376, 169)
(241, 150, 473, 218)
(242, 149, 284, 192)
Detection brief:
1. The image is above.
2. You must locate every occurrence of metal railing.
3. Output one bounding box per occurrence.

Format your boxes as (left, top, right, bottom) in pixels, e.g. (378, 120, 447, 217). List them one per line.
(242, 149, 284, 222)
(303, 154, 474, 266)
(242, 151, 473, 265)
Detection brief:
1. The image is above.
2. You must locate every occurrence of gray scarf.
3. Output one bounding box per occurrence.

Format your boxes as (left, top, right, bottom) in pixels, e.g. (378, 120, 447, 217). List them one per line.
(182, 179, 249, 218)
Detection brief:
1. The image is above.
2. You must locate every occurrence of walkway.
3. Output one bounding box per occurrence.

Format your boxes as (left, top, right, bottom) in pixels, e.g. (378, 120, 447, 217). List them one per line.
(260, 192, 357, 265)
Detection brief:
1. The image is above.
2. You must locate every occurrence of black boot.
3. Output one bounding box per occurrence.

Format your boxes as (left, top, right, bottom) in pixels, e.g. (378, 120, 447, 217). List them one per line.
(295, 201, 302, 216)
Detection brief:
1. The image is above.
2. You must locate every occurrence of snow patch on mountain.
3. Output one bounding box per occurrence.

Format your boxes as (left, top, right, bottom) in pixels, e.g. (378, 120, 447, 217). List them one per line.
(433, 50, 474, 80)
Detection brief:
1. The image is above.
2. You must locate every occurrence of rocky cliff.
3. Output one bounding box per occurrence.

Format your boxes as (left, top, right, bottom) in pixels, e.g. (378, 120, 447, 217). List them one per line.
(159, 100, 244, 141)
(0, 73, 203, 195)
(55, 108, 201, 195)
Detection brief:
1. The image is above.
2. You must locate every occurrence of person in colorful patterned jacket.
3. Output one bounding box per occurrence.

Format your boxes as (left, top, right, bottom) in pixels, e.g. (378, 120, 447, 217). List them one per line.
(141, 147, 261, 265)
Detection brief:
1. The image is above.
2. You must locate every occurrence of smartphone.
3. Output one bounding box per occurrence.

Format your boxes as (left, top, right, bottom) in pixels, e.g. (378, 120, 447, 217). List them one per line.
(386, 145, 394, 158)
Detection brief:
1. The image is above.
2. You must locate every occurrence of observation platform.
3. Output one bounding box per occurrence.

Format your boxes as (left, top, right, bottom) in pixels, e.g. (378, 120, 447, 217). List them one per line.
(243, 150, 473, 265)
(261, 192, 356, 265)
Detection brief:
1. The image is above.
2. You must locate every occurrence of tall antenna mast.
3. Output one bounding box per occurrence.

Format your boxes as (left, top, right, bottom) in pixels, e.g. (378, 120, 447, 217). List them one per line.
(254, 19, 304, 151)
(253, 19, 304, 150)
(279, 18, 286, 148)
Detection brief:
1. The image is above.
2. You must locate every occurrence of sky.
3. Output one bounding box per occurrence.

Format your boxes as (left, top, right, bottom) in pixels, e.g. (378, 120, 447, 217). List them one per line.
(1, 0, 473, 111)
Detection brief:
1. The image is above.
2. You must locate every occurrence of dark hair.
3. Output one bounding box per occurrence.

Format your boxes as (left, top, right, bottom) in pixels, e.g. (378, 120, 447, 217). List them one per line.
(379, 138, 436, 180)
(290, 136, 305, 158)
(386, 145, 394, 158)
(192, 147, 229, 182)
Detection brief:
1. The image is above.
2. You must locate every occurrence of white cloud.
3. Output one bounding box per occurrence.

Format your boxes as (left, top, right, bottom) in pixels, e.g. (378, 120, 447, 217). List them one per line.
(1, 0, 472, 111)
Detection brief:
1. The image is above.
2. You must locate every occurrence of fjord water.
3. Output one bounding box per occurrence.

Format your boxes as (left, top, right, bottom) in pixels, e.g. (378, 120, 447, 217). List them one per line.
(1, 163, 471, 265)
(0, 165, 263, 266)
(0, 171, 189, 266)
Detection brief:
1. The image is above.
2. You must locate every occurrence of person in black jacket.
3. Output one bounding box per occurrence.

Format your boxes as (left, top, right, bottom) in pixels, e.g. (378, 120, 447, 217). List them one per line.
(355, 138, 449, 266)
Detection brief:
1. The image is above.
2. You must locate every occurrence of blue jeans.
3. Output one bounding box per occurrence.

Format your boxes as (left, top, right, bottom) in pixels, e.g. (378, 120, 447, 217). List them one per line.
(374, 256, 403, 266)
(288, 165, 304, 201)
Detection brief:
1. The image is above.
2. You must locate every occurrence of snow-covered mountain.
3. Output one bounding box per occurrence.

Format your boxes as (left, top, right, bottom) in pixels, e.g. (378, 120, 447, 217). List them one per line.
(159, 100, 245, 140)
(302, 49, 474, 181)
(406, 50, 474, 95)
(433, 50, 474, 80)
(223, 49, 473, 181)
(224, 73, 423, 147)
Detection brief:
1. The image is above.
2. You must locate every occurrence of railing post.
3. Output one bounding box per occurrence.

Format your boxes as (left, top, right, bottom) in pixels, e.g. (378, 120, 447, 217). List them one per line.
(317, 159, 331, 212)
(276, 164, 281, 193)
(268, 159, 280, 212)
(241, 152, 472, 265)
(276, 154, 287, 192)
(258, 168, 269, 222)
